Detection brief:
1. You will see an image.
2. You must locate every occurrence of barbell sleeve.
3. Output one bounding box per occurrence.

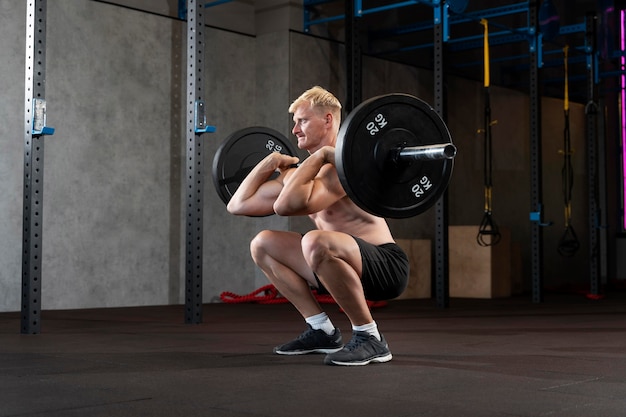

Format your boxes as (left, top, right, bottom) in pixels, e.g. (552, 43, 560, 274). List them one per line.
(395, 143, 457, 162)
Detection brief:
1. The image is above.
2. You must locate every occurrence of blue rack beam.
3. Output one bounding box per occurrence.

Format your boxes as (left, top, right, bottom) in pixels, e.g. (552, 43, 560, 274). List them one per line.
(304, 0, 438, 32)
(302, 0, 604, 79)
(371, 2, 530, 39)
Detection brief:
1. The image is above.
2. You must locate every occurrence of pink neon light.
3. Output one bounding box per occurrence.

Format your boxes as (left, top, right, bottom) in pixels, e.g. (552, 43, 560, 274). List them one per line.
(622, 10, 626, 230)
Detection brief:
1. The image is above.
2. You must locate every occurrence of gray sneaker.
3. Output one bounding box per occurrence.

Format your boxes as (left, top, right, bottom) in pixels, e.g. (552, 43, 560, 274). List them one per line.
(324, 330, 392, 366)
(273, 324, 343, 355)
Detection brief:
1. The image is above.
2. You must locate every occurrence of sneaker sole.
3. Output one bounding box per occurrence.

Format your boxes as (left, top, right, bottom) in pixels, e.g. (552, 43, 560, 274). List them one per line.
(325, 352, 393, 366)
(274, 346, 344, 356)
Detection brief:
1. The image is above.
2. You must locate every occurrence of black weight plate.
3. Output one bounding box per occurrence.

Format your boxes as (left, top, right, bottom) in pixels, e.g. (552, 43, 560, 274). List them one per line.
(212, 126, 297, 205)
(336, 94, 454, 219)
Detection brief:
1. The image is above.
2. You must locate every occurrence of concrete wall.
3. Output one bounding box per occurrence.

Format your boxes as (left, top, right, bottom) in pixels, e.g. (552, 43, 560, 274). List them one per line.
(0, 0, 26, 312)
(0, 0, 591, 312)
(0, 0, 270, 311)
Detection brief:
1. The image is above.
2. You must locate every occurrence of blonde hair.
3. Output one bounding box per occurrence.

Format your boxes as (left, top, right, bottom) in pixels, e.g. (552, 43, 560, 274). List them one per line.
(289, 86, 342, 129)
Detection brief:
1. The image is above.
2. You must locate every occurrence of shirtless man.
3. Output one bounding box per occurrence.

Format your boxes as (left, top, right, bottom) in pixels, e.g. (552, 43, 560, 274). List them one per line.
(227, 86, 409, 366)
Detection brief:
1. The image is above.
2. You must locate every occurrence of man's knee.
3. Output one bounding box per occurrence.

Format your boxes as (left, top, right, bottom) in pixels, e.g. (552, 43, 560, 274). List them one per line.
(301, 230, 333, 270)
(250, 230, 274, 261)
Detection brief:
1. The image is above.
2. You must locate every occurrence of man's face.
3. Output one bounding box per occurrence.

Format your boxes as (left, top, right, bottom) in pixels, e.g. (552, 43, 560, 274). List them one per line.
(292, 104, 328, 153)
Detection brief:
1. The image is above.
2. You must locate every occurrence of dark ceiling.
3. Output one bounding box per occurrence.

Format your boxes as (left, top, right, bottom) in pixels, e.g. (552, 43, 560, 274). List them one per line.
(303, 0, 623, 103)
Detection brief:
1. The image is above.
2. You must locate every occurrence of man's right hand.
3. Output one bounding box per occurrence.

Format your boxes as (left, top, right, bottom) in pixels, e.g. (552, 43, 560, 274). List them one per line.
(271, 153, 301, 173)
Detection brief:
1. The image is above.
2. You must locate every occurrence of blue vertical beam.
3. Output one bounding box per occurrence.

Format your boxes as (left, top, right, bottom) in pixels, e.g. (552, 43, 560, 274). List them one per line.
(185, 0, 205, 324)
(22, 0, 54, 334)
(433, 1, 449, 309)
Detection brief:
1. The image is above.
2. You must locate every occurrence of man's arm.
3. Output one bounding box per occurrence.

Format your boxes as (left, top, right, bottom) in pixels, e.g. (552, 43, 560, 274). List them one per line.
(273, 146, 345, 216)
(227, 152, 299, 216)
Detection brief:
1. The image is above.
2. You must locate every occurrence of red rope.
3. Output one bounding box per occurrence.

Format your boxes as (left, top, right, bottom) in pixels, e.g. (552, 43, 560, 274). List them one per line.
(220, 284, 282, 304)
(220, 284, 387, 309)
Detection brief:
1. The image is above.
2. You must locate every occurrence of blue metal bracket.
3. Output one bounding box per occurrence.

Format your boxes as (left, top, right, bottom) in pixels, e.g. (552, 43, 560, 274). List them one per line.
(584, 16, 600, 85)
(536, 32, 544, 68)
(530, 204, 553, 227)
(435, 1, 450, 42)
(442, 3, 450, 42)
(194, 100, 216, 134)
(32, 98, 55, 136)
(178, 0, 186, 20)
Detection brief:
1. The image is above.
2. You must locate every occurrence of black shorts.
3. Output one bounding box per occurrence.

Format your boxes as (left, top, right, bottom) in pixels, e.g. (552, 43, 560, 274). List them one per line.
(315, 236, 410, 301)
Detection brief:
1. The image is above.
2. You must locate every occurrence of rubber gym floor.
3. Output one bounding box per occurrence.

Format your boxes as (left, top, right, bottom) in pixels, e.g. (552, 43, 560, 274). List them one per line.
(1, 292, 625, 417)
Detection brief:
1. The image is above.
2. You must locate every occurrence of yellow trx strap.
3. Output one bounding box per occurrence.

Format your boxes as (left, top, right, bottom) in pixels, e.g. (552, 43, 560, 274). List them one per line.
(477, 18, 500, 246)
(558, 44, 579, 256)
(480, 19, 490, 88)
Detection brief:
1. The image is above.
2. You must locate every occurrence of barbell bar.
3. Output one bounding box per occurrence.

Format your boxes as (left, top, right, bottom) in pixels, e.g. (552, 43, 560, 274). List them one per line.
(212, 93, 456, 219)
(392, 143, 457, 162)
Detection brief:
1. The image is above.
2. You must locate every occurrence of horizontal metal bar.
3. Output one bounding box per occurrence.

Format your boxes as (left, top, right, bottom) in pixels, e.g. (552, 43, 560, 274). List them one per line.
(304, 0, 337, 6)
(373, 2, 529, 39)
(559, 23, 586, 35)
(542, 46, 587, 57)
(448, 31, 529, 52)
(453, 53, 531, 68)
(396, 143, 457, 162)
(379, 30, 535, 56)
(601, 69, 626, 78)
(374, 41, 434, 56)
(450, 1, 529, 24)
(204, 0, 232, 7)
(306, 0, 435, 30)
(543, 55, 587, 68)
(360, 0, 432, 17)
(542, 74, 588, 84)
(453, 50, 588, 70)
(451, 28, 528, 44)
(306, 14, 345, 27)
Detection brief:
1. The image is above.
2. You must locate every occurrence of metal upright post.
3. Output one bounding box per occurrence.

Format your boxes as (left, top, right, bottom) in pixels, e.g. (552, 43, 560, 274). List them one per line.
(345, 0, 362, 112)
(184, 0, 214, 324)
(528, 2, 544, 303)
(433, 3, 449, 309)
(22, 0, 54, 335)
(585, 12, 601, 296)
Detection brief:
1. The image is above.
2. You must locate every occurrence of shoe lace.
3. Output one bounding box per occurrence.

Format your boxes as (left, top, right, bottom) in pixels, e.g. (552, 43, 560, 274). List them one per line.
(297, 327, 316, 340)
(343, 332, 370, 352)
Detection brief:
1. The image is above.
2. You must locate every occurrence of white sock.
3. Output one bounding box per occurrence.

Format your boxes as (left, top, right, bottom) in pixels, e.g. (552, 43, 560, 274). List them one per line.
(353, 321, 381, 341)
(305, 312, 336, 335)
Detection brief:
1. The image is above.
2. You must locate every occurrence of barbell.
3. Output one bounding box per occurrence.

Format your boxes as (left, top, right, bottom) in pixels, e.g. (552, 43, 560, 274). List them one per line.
(212, 93, 456, 219)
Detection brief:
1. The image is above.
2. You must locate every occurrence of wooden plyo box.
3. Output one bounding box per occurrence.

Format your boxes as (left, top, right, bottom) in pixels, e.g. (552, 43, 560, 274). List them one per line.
(449, 226, 511, 299)
(395, 239, 431, 299)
